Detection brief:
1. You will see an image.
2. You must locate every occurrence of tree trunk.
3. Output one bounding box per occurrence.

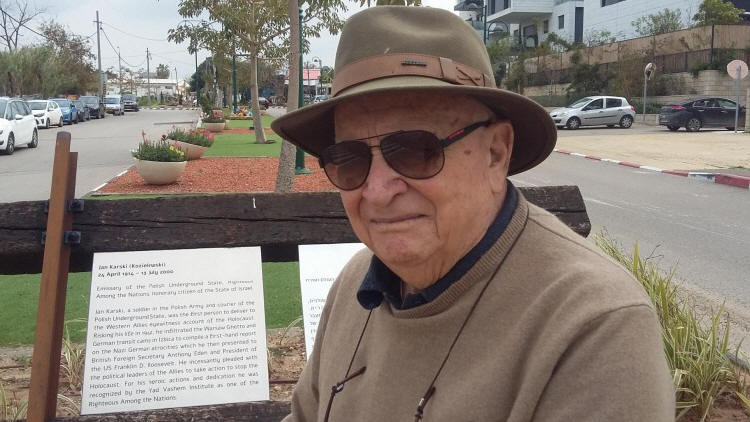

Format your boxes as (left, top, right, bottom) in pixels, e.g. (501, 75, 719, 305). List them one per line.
(250, 53, 268, 144)
(274, 0, 301, 193)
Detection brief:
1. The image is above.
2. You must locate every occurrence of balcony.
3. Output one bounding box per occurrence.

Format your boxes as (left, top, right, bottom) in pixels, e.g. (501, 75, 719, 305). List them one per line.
(488, 0, 553, 24)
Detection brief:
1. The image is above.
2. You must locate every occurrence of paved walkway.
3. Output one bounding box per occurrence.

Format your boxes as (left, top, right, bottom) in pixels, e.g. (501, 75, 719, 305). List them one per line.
(556, 129, 750, 171)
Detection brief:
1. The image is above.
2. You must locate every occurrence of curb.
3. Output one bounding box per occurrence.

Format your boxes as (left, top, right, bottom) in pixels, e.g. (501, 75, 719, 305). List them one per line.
(553, 149, 750, 190)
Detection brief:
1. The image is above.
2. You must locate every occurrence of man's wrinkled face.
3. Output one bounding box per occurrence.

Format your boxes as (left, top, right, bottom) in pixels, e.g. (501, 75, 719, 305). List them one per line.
(334, 92, 513, 278)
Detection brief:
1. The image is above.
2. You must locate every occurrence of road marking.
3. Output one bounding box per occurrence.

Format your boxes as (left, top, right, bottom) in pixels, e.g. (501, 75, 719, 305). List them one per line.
(570, 152, 586, 157)
(583, 197, 623, 209)
(601, 158, 621, 164)
(640, 166, 663, 172)
(92, 182, 107, 192)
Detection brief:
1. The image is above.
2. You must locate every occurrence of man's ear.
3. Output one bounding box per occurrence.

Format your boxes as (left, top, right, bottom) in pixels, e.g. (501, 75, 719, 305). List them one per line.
(486, 120, 514, 193)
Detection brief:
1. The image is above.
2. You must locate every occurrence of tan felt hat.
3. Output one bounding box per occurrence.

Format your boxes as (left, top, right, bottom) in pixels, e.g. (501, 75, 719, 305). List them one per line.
(271, 6, 556, 175)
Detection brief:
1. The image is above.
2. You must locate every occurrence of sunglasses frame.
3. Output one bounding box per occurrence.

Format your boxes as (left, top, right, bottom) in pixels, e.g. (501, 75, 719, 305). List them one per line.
(320, 120, 492, 191)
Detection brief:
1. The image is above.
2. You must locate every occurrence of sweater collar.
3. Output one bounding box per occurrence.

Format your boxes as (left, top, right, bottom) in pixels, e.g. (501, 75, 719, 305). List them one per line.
(357, 182, 519, 311)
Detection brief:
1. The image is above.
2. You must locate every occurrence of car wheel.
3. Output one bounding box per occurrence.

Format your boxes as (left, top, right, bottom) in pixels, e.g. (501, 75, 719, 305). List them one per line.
(619, 115, 633, 128)
(45, 118, 50, 129)
(59, 117, 64, 127)
(2, 134, 14, 155)
(667, 125, 679, 131)
(685, 117, 701, 132)
(566, 117, 581, 130)
(73, 118, 77, 124)
(28, 130, 38, 148)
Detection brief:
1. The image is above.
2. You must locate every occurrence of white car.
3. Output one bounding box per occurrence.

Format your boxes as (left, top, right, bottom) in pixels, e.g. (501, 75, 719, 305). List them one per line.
(0, 98, 39, 155)
(28, 100, 63, 129)
(550, 96, 636, 129)
(105, 95, 124, 116)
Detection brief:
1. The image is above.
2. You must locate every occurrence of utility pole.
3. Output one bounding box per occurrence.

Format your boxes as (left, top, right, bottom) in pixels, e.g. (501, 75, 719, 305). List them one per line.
(118, 47, 122, 94)
(174, 66, 178, 101)
(232, 52, 237, 112)
(95, 11, 103, 99)
(146, 48, 151, 103)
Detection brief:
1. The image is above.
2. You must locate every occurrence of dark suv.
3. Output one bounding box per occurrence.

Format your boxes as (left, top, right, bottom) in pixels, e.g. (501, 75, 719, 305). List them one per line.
(659, 97, 746, 132)
(80, 96, 106, 119)
(122, 94, 139, 112)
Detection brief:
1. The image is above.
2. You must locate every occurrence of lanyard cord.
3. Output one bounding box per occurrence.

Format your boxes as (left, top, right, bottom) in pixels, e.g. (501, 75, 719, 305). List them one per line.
(414, 214, 527, 422)
(323, 309, 373, 422)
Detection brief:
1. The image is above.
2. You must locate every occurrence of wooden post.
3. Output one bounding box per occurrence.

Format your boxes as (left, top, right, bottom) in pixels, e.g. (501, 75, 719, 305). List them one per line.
(28, 132, 77, 422)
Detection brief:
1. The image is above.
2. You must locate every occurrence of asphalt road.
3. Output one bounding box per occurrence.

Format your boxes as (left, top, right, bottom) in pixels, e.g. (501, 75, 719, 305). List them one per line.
(0, 109, 198, 203)
(510, 152, 750, 308)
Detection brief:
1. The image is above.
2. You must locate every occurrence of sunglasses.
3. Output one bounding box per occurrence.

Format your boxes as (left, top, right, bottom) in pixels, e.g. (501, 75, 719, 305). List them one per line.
(319, 120, 491, 191)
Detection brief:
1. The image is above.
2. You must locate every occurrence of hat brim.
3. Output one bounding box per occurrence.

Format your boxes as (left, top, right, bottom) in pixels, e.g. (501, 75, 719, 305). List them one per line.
(271, 76, 557, 175)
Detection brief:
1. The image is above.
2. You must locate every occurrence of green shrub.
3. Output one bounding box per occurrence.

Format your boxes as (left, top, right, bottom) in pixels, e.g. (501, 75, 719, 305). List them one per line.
(166, 127, 213, 147)
(131, 138, 187, 162)
(528, 95, 568, 108)
(630, 101, 663, 114)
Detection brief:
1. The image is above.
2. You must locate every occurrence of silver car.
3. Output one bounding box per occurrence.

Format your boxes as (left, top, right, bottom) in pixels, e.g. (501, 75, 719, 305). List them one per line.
(550, 96, 636, 129)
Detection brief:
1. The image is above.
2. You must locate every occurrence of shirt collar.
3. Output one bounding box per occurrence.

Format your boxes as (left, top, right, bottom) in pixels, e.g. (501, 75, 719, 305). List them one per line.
(356, 182, 519, 310)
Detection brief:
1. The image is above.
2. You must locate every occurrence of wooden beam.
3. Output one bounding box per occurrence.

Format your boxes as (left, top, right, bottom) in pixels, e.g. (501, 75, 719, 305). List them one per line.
(27, 133, 76, 422)
(0, 186, 590, 275)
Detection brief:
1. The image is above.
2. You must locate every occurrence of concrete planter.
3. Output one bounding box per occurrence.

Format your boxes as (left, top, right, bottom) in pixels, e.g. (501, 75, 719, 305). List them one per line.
(135, 159, 187, 185)
(172, 140, 208, 160)
(202, 121, 226, 132)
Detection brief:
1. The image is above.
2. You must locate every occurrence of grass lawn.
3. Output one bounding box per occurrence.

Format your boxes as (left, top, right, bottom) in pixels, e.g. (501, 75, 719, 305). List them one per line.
(0, 262, 302, 346)
(225, 115, 275, 129)
(205, 133, 283, 157)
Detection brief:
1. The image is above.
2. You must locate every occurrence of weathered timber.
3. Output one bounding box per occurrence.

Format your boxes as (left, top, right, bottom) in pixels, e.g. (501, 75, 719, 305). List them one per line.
(0, 186, 590, 275)
(33, 401, 292, 422)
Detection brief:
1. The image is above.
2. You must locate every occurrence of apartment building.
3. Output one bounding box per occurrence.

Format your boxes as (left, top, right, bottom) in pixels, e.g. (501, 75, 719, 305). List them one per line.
(458, 0, 745, 48)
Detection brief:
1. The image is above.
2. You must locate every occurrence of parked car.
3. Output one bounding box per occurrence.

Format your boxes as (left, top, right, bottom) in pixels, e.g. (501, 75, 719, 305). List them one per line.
(313, 95, 329, 103)
(0, 97, 39, 155)
(256, 97, 270, 109)
(122, 93, 139, 112)
(80, 95, 106, 119)
(72, 99, 90, 122)
(550, 96, 636, 129)
(28, 99, 63, 128)
(659, 97, 747, 132)
(51, 98, 78, 124)
(104, 95, 124, 116)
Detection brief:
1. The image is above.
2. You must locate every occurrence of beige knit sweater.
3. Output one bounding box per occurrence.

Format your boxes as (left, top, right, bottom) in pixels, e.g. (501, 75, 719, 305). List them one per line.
(283, 194, 675, 421)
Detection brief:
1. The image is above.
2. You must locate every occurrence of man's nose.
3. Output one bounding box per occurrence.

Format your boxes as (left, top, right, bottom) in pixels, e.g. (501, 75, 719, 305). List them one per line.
(360, 149, 407, 205)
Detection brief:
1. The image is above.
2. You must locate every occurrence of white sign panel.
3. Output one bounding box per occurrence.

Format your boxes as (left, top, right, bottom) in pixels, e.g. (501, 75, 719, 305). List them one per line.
(81, 247, 269, 414)
(298, 243, 365, 357)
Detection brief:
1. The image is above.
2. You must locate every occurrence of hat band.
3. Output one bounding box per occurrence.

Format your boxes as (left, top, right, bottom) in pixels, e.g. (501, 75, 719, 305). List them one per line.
(331, 53, 494, 97)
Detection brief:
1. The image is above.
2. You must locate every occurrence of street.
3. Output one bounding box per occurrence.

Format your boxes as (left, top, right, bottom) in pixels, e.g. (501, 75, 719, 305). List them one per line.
(511, 152, 750, 307)
(0, 109, 197, 203)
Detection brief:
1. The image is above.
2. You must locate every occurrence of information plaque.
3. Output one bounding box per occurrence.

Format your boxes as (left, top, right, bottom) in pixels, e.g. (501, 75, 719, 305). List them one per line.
(298, 243, 365, 357)
(81, 247, 268, 414)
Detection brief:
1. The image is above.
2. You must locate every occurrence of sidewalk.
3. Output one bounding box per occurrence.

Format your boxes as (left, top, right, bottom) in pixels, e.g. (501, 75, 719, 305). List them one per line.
(556, 130, 750, 171)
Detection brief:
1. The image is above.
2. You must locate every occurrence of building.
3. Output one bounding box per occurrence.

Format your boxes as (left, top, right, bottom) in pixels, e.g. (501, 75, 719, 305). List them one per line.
(458, 0, 746, 48)
(106, 78, 189, 100)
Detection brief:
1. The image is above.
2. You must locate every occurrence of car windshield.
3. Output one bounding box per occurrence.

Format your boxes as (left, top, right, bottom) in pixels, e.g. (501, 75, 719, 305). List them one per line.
(81, 97, 98, 105)
(29, 101, 46, 110)
(122, 95, 136, 101)
(568, 97, 592, 108)
(105, 97, 119, 104)
(0, 100, 7, 117)
(54, 99, 71, 107)
(73, 101, 83, 107)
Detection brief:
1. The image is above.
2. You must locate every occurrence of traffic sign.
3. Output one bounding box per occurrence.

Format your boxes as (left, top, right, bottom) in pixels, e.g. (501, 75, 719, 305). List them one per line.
(727, 60, 748, 80)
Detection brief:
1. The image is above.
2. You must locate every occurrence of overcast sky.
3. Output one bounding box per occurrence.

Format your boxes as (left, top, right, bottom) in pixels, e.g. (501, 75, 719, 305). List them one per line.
(16, 0, 453, 81)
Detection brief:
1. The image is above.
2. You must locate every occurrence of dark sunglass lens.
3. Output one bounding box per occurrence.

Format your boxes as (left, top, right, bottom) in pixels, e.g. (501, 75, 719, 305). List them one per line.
(321, 141, 372, 190)
(381, 131, 444, 179)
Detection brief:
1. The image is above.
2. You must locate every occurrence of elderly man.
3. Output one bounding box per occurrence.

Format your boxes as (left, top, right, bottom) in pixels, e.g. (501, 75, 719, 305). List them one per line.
(272, 6, 673, 422)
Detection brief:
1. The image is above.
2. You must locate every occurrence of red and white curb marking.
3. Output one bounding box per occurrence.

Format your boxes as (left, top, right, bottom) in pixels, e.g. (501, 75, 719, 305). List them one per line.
(553, 149, 750, 190)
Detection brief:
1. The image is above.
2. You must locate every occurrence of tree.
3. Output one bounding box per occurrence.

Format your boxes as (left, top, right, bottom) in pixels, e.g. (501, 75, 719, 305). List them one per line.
(359, 0, 420, 5)
(632, 8, 684, 36)
(39, 20, 96, 95)
(565, 48, 612, 102)
(693, 0, 744, 26)
(169, 0, 348, 192)
(156, 63, 170, 78)
(0, 0, 43, 52)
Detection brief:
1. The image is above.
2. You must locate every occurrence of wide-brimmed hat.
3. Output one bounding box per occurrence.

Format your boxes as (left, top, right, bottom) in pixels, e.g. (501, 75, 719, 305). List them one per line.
(271, 6, 556, 175)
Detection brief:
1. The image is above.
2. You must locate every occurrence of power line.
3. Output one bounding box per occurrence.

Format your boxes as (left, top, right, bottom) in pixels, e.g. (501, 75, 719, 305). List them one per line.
(100, 27, 139, 68)
(101, 22, 167, 42)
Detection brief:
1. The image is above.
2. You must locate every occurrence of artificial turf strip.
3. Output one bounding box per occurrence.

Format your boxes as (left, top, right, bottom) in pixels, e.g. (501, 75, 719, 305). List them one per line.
(205, 133, 283, 157)
(0, 262, 303, 346)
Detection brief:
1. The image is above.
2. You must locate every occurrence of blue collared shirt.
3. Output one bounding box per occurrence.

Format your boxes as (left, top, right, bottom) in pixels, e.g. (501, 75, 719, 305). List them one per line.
(356, 182, 518, 310)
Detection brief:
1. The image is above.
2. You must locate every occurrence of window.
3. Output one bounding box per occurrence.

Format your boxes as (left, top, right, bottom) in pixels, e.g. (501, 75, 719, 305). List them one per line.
(21, 102, 31, 115)
(606, 98, 623, 108)
(543, 20, 549, 34)
(601, 0, 626, 6)
(558, 15, 564, 29)
(693, 100, 708, 108)
(717, 99, 737, 110)
(586, 99, 604, 110)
